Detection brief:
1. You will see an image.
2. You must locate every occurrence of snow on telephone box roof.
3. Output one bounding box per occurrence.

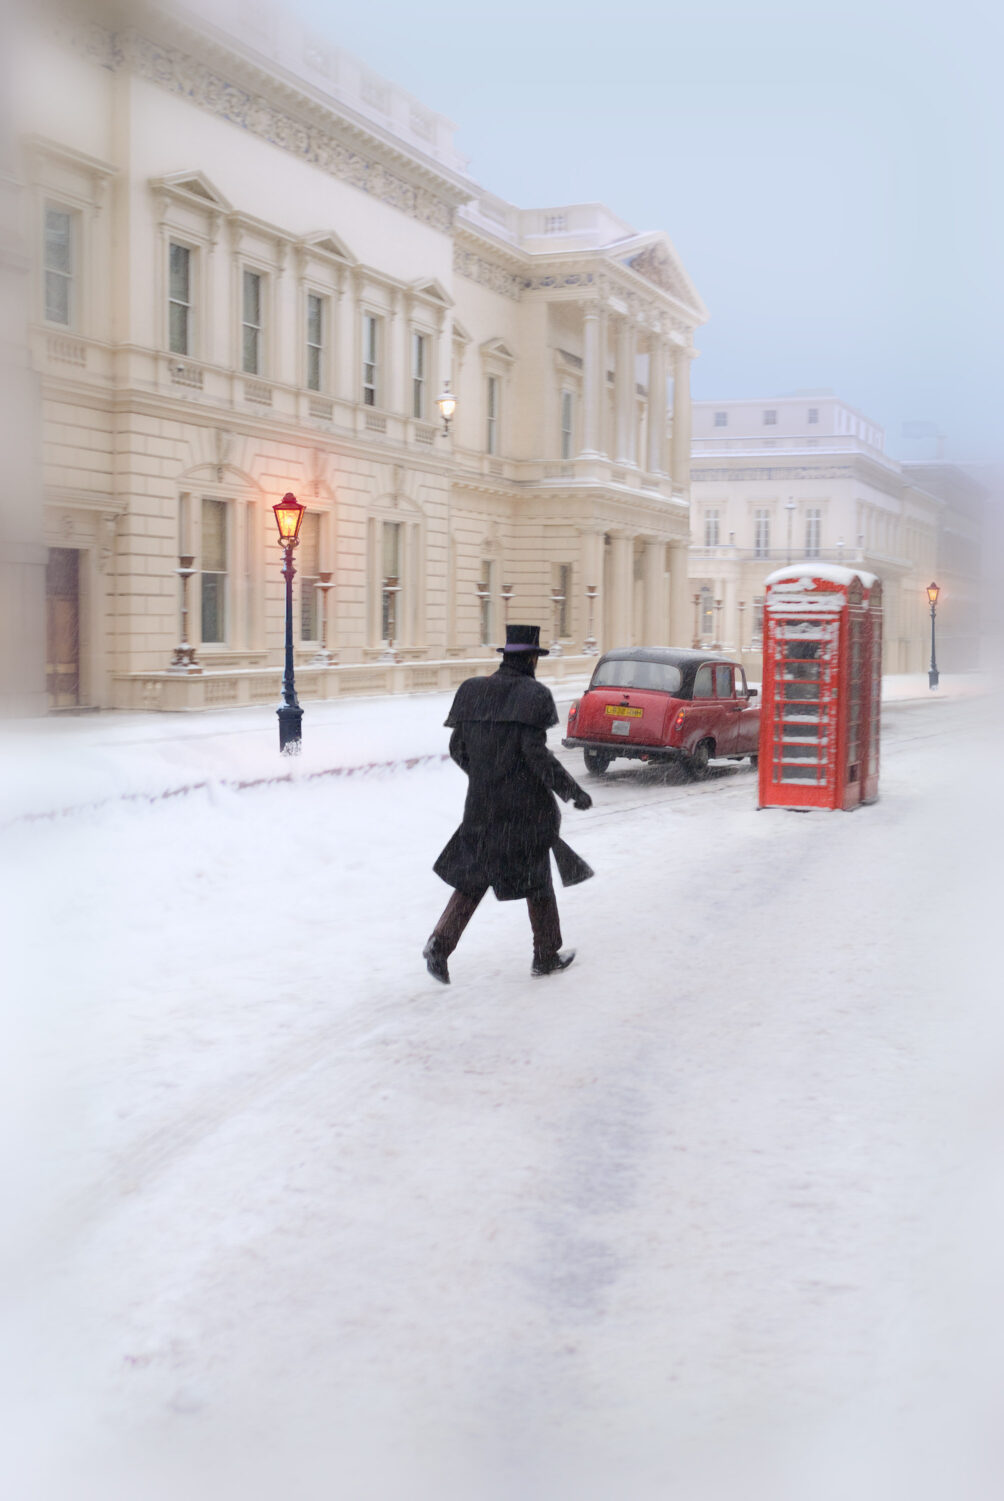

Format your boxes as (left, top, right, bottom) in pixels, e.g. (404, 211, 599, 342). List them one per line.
(764, 565, 882, 614)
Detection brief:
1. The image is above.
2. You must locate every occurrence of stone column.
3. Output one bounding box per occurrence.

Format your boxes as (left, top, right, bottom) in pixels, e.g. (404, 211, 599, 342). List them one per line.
(609, 533, 634, 645)
(642, 539, 666, 644)
(667, 542, 690, 648)
(647, 334, 667, 474)
(671, 344, 693, 490)
(615, 316, 637, 465)
(580, 302, 602, 455)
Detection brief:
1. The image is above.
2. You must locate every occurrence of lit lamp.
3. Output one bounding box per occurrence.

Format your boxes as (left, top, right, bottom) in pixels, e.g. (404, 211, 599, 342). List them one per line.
(926, 581, 940, 690)
(436, 381, 457, 437)
(273, 490, 305, 753)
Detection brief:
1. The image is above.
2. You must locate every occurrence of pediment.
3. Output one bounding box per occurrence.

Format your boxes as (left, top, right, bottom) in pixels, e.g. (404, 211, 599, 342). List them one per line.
(480, 337, 516, 363)
(451, 318, 472, 345)
(411, 276, 453, 307)
(302, 229, 356, 265)
(620, 234, 707, 319)
(154, 171, 232, 212)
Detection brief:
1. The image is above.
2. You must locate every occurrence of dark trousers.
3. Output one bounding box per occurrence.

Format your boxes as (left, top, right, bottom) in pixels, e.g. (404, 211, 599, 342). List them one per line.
(432, 875, 562, 963)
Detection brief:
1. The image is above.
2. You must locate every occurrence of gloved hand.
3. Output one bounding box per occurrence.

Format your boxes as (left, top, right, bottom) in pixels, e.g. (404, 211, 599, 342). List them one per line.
(572, 788, 592, 811)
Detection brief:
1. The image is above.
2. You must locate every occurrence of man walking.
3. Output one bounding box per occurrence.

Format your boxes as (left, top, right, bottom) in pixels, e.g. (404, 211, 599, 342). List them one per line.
(424, 624, 593, 984)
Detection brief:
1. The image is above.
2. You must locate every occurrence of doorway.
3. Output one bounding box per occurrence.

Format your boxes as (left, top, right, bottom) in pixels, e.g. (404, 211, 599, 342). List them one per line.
(46, 547, 80, 708)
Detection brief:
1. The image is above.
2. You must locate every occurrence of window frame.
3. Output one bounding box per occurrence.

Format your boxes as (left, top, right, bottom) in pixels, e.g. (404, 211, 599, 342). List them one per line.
(754, 509, 771, 558)
(43, 202, 75, 328)
(199, 496, 230, 646)
(486, 373, 500, 455)
(411, 329, 428, 420)
(713, 410, 728, 428)
(241, 267, 265, 376)
(762, 409, 777, 426)
(168, 239, 195, 357)
(704, 509, 720, 548)
(298, 510, 322, 641)
(560, 388, 574, 460)
(805, 508, 822, 558)
(362, 311, 382, 407)
(305, 290, 326, 393)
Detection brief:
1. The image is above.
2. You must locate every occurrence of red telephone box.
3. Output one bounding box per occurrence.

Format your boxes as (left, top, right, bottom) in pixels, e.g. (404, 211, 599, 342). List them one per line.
(758, 565, 883, 811)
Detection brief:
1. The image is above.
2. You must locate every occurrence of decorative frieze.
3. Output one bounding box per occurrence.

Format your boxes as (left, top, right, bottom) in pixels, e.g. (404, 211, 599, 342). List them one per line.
(48, 17, 457, 233)
(452, 246, 523, 301)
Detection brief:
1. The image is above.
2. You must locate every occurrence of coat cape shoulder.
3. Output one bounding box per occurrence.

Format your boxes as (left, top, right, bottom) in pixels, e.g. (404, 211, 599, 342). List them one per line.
(444, 669, 558, 731)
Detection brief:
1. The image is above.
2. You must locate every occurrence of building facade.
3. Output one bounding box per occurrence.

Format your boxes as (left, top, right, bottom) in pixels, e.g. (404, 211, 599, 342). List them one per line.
(688, 394, 984, 676)
(13, 0, 706, 713)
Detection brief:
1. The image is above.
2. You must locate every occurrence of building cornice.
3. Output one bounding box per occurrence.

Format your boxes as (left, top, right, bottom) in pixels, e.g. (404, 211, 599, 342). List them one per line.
(45, 6, 474, 234)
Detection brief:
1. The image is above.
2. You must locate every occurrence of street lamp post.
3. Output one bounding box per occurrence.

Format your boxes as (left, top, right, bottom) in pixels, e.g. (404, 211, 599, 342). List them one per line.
(737, 599, 746, 653)
(713, 597, 723, 649)
(583, 583, 598, 655)
(785, 498, 797, 565)
(273, 491, 305, 754)
(170, 553, 200, 671)
(692, 592, 701, 648)
(927, 581, 940, 690)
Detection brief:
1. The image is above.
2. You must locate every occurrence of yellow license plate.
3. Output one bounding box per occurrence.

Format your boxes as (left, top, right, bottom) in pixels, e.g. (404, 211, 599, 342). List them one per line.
(605, 705, 642, 717)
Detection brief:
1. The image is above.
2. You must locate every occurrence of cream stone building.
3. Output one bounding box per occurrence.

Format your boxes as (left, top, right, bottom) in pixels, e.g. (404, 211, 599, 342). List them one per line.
(688, 394, 985, 676)
(11, 0, 706, 713)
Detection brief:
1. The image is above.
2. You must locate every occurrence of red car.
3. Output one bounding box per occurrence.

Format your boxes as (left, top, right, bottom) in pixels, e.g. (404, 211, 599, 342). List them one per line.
(563, 647, 760, 777)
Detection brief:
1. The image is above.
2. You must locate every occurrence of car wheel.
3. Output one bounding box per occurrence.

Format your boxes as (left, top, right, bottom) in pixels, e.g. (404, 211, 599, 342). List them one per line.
(749, 752, 759, 770)
(584, 749, 612, 776)
(686, 739, 712, 779)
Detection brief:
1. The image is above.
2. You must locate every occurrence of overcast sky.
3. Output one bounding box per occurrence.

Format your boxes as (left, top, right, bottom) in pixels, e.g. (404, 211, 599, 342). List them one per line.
(292, 0, 1002, 462)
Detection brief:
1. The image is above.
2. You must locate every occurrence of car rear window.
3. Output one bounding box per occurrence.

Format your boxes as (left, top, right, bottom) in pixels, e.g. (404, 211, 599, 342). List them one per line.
(591, 659, 684, 694)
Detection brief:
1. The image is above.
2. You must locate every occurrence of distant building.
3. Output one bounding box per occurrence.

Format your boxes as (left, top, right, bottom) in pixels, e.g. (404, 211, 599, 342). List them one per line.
(12, 0, 706, 712)
(689, 394, 985, 674)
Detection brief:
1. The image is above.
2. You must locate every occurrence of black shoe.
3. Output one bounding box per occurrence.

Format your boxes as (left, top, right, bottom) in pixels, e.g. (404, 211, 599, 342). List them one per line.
(423, 937, 450, 985)
(532, 948, 576, 978)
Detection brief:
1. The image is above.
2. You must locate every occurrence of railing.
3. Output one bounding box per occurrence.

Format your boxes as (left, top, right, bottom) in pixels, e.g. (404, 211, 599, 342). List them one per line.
(693, 433, 888, 458)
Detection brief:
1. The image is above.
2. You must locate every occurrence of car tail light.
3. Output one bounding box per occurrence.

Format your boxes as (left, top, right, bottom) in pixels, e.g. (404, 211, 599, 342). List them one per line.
(674, 709, 685, 729)
(567, 699, 579, 724)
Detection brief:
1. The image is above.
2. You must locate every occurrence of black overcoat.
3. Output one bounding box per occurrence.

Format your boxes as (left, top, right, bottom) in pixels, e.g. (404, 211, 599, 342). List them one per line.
(433, 662, 594, 901)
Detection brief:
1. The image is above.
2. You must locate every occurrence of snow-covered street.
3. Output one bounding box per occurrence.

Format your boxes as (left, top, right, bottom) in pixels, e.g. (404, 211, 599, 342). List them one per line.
(4, 684, 1004, 1501)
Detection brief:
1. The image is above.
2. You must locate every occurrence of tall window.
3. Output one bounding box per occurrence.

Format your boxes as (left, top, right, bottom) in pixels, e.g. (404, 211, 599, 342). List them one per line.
(363, 314, 380, 406)
(752, 595, 765, 645)
(242, 269, 262, 374)
(299, 511, 321, 639)
(382, 522, 401, 642)
(713, 411, 728, 428)
(704, 509, 720, 547)
(805, 508, 821, 558)
(201, 498, 228, 644)
(754, 509, 771, 558)
(412, 332, 427, 419)
(478, 560, 494, 646)
(560, 389, 574, 459)
(699, 586, 713, 638)
(306, 294, 324, 392)
(169, 243, 192, 356)
(44, 206, 73, 326)
(556, 563, 571, 638)
(486, 375, 499, 454)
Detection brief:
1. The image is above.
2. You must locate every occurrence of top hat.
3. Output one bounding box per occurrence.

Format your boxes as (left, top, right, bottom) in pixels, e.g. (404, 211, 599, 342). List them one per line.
(497, 623, 549, 655)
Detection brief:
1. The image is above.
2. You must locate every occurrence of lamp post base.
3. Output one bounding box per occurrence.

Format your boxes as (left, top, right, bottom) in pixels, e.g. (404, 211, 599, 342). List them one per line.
(277, 703, 303, 754)
(929, 669, 940, 690)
